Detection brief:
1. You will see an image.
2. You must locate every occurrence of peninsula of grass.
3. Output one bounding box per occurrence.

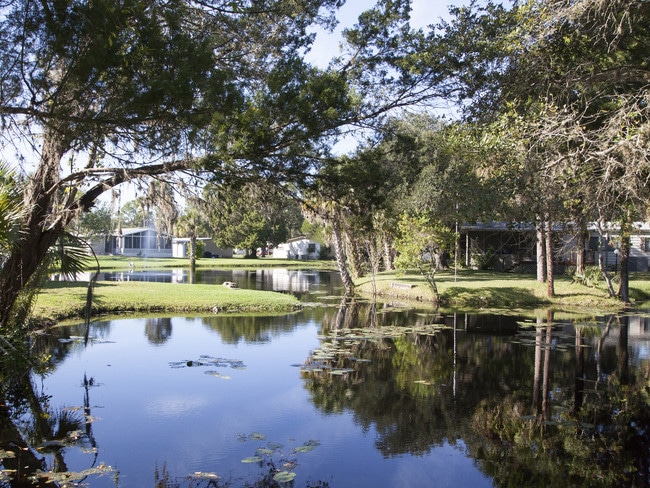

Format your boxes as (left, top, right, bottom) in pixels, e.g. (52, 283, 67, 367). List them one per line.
(355, 269, 650, 313)
(33, 280, 301, 322)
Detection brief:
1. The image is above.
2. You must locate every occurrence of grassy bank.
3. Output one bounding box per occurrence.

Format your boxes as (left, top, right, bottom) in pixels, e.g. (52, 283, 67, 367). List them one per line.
(33, 280, 301, 322)
(34, 256, 331, 323)
(33, 259, 650, 323)
(355, 269, 650, 313)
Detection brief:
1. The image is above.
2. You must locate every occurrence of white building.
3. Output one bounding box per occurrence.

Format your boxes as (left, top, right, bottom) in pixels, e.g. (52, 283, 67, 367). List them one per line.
(172, 237, 233, 258)
(103, 227, 173, 258)
(272, 236, 320, 260)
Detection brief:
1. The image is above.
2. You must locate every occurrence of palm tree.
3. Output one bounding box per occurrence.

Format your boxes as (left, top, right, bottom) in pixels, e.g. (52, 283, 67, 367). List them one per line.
(0, 162, 21, 259)
(176, 201, 210, 283)
(0, 162, 95, 329)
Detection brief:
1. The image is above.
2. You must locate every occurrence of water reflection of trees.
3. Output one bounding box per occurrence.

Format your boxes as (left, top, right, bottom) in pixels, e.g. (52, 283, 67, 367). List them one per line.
(304, 302, 650, 486)
(3, 305, 650, 486)
(0, 342, 110, 486)
(471, 320, 650, 486)
(145, 317, 172, 345)
(199, 309, 327, 344)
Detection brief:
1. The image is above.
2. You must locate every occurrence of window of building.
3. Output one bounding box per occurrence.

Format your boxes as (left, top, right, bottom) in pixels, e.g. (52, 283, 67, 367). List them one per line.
(644, 239, 650, 253)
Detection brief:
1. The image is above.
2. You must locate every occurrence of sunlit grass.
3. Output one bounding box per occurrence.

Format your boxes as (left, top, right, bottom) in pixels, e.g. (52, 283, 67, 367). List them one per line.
(33, 280, 301, 322)
(356, 268, 650, 312)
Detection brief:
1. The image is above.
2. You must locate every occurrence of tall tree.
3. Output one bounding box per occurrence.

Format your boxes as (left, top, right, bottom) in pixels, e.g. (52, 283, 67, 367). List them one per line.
(0, 0, 460, 327)
(176, 200, 210, 280)
(0, 0, 357, 328)
(440, 0, 650, 299)
(394, 212, 455, 302)
(203, 181, 302, 257)
(120, 198, 154, 228)
(72, 202, 112, 238)
(148, 180, 179, 240)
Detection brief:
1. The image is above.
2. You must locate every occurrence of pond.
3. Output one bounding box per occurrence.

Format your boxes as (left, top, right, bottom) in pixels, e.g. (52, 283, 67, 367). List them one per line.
(81, 268, 342, 299)
(2, 271, 650, 487)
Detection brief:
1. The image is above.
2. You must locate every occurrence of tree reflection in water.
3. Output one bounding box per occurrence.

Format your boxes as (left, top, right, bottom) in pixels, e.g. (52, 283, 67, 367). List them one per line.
(0, 338, 112, 487)
(1, 303, 649, 487)
(303, 302, 650, 487)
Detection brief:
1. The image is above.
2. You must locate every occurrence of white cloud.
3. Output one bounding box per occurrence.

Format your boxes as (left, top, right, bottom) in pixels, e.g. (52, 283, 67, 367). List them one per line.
(145, 394, 209, 417)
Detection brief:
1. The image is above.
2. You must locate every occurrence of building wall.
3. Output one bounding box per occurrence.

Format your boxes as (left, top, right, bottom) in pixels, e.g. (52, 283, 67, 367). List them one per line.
(105, 228, 173, 258)
(273, 239, 320, 259)
(461, 223, 650, 273)
(172, 238, 233, 258)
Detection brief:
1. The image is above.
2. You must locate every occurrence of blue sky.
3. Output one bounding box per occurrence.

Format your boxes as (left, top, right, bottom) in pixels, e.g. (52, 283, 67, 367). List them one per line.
(306, 0, 469, 67)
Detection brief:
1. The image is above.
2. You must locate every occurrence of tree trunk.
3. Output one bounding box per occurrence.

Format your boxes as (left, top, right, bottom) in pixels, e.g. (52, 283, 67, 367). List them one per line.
(618, 221, 631, 303)
(383, 234, 394, 271)
(0, 132, 66, 329)
(596, 225, 617, 297)
(575, 222, 587, 275)
(435, 252, 446, 270)
(345, 231, 363, 279)
(574, 326, 585, 413)
(536, 218, 546, 283)
(331, 218, 354, 296)
(617, 315, 630, 384)
(532, 322, 543, 415)
(365, 237, 380, 298)
(189, 235, 197, 284)
(545, 219, 554, 297)
(541, 324, 552, 420)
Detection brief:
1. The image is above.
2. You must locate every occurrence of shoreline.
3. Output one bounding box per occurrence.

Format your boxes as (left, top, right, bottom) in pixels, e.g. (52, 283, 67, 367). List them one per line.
(32, 262, 650, 325)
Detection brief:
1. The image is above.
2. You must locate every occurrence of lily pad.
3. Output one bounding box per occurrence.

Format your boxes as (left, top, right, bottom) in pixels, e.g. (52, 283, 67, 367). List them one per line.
(293, 445, 313, 453)
(329, 368, 354, 375)
(241, 456, 263, 463)
(273, 471, 297, 483)
(191, 472, 220, 480)
(293, 439, 320, 453)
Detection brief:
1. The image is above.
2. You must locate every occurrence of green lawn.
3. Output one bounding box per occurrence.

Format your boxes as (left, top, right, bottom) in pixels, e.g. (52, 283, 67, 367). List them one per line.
(33, 256, 332, 323)
(33, 280, 301, 322)
(356, 268, 650, 313)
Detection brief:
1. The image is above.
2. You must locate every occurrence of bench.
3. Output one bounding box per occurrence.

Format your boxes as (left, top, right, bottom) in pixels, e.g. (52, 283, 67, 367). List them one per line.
(390, 282, 416, 290)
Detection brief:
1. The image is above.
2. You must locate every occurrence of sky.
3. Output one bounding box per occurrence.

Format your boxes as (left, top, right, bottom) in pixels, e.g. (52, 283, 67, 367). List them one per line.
(306, 0, 470, 68)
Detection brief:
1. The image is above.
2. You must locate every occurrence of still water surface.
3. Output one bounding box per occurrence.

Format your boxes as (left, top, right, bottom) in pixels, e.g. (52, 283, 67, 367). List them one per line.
(3, 270, 650, 487)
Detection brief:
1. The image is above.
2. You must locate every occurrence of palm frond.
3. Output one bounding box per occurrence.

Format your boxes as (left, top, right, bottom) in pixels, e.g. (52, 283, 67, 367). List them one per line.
(47, 233, 93, 281)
